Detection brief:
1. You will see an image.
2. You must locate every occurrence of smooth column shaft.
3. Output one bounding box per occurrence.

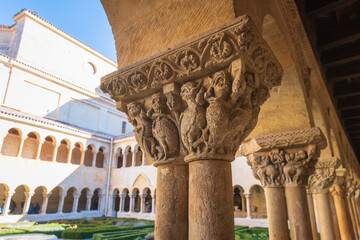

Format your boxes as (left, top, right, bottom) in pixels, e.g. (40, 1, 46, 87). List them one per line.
(333, 194, 355, 239)
(285, 185, 313, 240)
(315, 193, 335, 240)
(189, 160, 234, 240)
(155, 164, 188, 240)
(265, 187, 289, 240)
(306, 192, 318, 240)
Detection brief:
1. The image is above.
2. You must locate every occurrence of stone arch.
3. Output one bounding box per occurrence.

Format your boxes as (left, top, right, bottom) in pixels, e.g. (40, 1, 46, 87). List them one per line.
(84, 144, 95, 167)
(21, 132, 40, 159)
(71, 142, 83, 165)
(132, 173, 151, 190)
(77, 188, 90, 212)
(46, 186, 63, 213)
(39, 136, 56, 161)
(125, 145, 132, 167)
(132, 188, 140, 213)
(91, 188, 101, 210)
(56, 139, 70, 163)
(1, 128, 22, 156)
(233, 185, 246, 213)
(249, 184, 267, 218)
(116, 147, 123, 168)
(122, 188, 130, 212)
(143, 187, 152, 213)
(63, 187, 77, 213)
(134, 145, 143, 166)
(113, 188, 120, 212)
(96, 147, 105, 168)
(0, 183, 10, 214)
(9, 184, 29, 215)
(29, 186, 46, 214)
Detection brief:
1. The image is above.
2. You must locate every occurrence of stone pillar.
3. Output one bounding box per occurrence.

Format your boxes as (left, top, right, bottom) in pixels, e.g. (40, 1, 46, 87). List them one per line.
(80, 149, 85, 165)
(41, 193, 51, 214)
(17, 137, 25, 157)
(100, 16, 284, 240)
(308, 157, 339, 240)
(35, 139, 43, 160)
(351, 197, 360, 237)
(347, 195, 359, 239)
(306, 189, 318, 240)
(242, 129, 327, 240)
(142, 151, 146, 166)
(86, 193, 93, 211)
(244, 193, 252, 219)
(72, 194, 80, 213)
(122, 153, 127, 168)
(23, 192, 34, 214)
(129, 193, 135, 212)
(52, 144, 59, 162)
(328, 194, 341, 240)
(66, 146, 72, 164)
(330, 169, 355, 240)
(99, 193, 105, 212)
(92, 151, 97, 167)
(1, 192, 13, 216)
(132, 147, 137, 167)
(120, 193, 126, 212)
(151, 193, 156, 214)
(141, 193, 146, 213)
(57, 193, 65, 214)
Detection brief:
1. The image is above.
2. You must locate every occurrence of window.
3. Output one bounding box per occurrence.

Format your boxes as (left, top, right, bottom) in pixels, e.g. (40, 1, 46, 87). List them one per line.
(122, 121, 126, 134)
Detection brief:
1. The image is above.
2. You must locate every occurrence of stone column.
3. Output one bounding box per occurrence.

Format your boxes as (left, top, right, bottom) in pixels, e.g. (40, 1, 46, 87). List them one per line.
(308, 157, 339, 240)
(86, 193, 93, 211)
(1, 192, 13, 216)
(129, 193, 135, 213)
(92, 151, 97, 167)
(120, 193, 126, 212)
(151, 193, 156, 214)
(132, 147, 137, 167)
(35, 139, 43, 160)
(243, 193, 252, 219)
(242, 129, 327, 240)
(142, 151, 146, 166)
(328, 194, 341, 240)
(122, 153, 127, 168)
(141, 193, 146, 213)
(66, 146, 72, 164)
(57, 193, 65, 214)
(351, 197, 360, 237)
(17, 137, 25, 157)
(52, 144, 59, 162)
(41, 193, 51, 214)
(23, 192, 34, 215)
(72, 193, 80, 213)
(80, 149, 85, 165)
(99, 193, 105, 212)
(330, 169, 355, 240)
(100, 16, 284, 240)
(306, 189, 318, 240)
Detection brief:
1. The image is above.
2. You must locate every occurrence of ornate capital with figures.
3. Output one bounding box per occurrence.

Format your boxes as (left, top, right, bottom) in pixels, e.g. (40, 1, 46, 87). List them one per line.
(101, 16, 283, 166)
(329, 168, 348, 197)
(308, 157, 339, 194)
(242, 128, 327, 187)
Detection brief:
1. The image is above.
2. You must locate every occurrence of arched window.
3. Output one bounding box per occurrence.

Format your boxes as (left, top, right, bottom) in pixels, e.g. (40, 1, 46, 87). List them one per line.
(29, 186, 46, 214)
(125, 146, 132, 167)
(21, 132, 39, 159)
(135, 146, 143, 166)
(133, 188, 140, 213)
(46, 187, 63, 214)
(1, 128, 21, 156)
(116, 148, 123, 168)
(77, 188, 89, 212)
(143, 188, 152, 213)
(9, 185, 29, 215)
(91, 189, 100, 210)
(113, 189, 120, 212)
(123, 189, 130, 212)
(56, 140, 69, 163)
(250, 185, 267, 218)
(63, 187, 77, 213)
(40, 136, 55, 161)
(84, 145, 94, 167)
(96, 147, 105, 168)
(71, 143, 82, 165)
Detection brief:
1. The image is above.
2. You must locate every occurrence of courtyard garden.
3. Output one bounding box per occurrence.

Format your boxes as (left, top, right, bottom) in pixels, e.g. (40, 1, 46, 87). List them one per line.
(0, 217, 269, 239)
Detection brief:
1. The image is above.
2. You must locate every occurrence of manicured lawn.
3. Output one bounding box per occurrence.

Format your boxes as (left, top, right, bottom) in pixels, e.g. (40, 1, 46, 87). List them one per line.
(0, 217, 269, 239)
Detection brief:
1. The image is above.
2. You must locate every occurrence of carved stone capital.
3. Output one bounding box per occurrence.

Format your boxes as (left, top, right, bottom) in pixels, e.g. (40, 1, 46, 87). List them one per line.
(308, 157, 340, 194)
(329, 168, 348, 197)
(346, 178, 358, 198)
(242, 128, 327, 187)
(101, 16, 283, 166)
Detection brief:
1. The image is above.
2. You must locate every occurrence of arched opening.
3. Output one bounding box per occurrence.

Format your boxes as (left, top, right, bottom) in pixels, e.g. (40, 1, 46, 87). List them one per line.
(46, 186, 62, 214)
(21, 132, 39, 159)
(71, 143, 82, 165)
(0, 183, 10, 214)
(91, 188, 100, 210)
(133, 188, 140, 212)
(63, 187, 76, 213)
(135, 146, 143, 166)
(125, 146, 132, 167)
(233, 186, 246, 218)
(9, 185, 28, 215)
(56, 140, 69, 163)
(116, 148, 123, 168)
(84, 145, 94, 167)
(96, 147, 105, 168)
(143, 188, 152, 213)
(39, 136, 55, 161)
(77, 188, 89, 212)
(113, 189, 120, 212)
(29, 186, 46, 214)
(1, 128, 21, 156)
(123, 189, 130, 212)
(250, 185, 267, 218)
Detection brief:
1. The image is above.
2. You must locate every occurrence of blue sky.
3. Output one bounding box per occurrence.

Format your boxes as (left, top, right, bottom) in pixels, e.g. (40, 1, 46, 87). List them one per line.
(0, 0, 117, 62)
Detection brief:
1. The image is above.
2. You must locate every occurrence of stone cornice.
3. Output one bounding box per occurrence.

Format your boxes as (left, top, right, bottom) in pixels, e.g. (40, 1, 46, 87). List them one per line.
(101, 16, 282, 102)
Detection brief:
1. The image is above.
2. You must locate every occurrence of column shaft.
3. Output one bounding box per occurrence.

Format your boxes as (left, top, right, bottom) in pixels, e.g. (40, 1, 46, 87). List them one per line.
(72, 196, 80, 213)
(141, 195, 146, 213)
(17, 138, 25, 157)
(23, 193, 33, 214)
(35, 140, 43, 160)
(347, 197, 358, 239)
(156, 163, 188, 240)
(86, 194, 93, 211)
(120, 196, 125, 212)
(285, 185, 313, 240)
(306, 191, 318, 240)
(351, 198, 360, 237)
(57, 195, 65, 214)
(315, 193, 335, 240)
(151, 195, 155, 214)
(41, 194, 50, 214)
(328, 195, 341, 240)
(265, 187, 289, 240)
(92, 152, 96, 167)
(123, 154, 127, 168)
(52, 145, 58, 162)
(189, 160, 234, 240)
(80, 150, 85, 165)
(1, 193, 13, 216)
(66, 147, 72, 164)
(333, 194, 355, 239)
(129, 196, 134, 212)
(245, 194, 252, 218)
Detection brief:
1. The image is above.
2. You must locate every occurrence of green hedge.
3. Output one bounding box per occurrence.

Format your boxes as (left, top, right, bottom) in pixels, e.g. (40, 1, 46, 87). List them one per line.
(93, 227, 154, 240)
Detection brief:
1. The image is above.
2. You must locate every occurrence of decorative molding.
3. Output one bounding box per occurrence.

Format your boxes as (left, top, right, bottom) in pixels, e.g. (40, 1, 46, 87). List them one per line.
(101, 15, 283, 165)
(308, 157, 339, 193)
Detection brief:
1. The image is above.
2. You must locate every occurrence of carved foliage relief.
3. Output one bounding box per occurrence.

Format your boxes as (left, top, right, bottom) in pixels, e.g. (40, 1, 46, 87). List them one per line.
(101, 16, 283, 165)
(308, 158, 339, 193)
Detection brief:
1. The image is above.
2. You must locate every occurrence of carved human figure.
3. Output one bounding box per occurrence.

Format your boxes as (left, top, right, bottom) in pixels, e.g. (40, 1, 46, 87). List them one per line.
(127, 102, 158, 159)
(147, 93, 179, 161)
(283, 150, 309, 185)
(180, 80, 207, 154)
